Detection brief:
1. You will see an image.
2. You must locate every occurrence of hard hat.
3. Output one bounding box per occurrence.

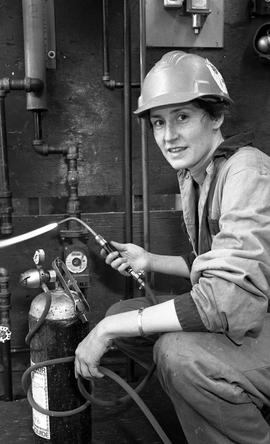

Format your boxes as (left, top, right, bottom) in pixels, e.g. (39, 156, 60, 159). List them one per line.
(134, 51, 233, 116)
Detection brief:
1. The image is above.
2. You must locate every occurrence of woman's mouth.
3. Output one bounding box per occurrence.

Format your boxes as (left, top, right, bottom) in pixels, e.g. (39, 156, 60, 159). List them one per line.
(168, 147, 187, 154)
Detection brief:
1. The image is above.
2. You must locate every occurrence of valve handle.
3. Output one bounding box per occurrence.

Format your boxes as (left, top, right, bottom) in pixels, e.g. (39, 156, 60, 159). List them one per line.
(52, 258, 90, 323)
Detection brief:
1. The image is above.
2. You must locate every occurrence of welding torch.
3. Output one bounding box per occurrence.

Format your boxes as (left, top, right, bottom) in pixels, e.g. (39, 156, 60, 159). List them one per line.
(0, 216, 146, 290)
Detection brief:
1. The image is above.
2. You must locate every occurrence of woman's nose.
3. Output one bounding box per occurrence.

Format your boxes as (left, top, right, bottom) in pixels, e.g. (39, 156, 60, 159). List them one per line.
(164, 122, 178, 142)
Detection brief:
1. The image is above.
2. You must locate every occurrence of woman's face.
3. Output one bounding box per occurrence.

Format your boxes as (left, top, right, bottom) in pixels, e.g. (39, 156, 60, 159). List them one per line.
(149, 103, 223, 171)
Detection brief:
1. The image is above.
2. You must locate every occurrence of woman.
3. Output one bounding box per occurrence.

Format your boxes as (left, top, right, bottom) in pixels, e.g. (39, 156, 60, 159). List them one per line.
(75, 51, 270, 443)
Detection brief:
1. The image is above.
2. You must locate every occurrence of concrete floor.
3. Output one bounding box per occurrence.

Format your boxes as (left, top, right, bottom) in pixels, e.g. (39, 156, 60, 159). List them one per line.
(0, 365, 187, 444)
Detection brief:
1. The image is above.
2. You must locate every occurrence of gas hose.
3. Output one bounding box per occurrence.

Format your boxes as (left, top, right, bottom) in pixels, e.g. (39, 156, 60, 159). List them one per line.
(21, 285, 173, 444)
(22, 357, 172, 444)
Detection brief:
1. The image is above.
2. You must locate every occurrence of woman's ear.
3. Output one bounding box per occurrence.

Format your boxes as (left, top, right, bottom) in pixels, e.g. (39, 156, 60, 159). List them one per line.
(212, 113, 224, 130)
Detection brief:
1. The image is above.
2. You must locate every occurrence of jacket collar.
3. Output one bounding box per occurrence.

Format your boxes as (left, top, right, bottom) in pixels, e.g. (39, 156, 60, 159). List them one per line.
(212, 130, 254, 160)
(178, 131, 254, 181)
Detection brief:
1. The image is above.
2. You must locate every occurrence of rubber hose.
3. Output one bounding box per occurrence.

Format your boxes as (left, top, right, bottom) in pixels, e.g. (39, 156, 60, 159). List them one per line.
(22, 357, 172, 444)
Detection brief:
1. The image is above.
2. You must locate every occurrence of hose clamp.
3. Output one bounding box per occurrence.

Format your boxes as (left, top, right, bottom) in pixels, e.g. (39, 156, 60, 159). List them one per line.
(0, 325, 11, 342)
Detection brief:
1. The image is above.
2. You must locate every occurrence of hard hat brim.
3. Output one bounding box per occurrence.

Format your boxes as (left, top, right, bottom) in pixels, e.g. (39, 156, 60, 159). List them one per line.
(134, 92, 233, 116)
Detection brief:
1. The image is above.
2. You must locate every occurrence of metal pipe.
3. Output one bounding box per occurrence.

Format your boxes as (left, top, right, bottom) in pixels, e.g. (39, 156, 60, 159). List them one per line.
(139, 0, 150, 254)
(65, 145, 81, 220)
(0, 77, 44, 236)
(124, 0, 132, 248)
(0, 92, 12, 236)
(0, 77, 43, 93)
(102, 0, 140, 90)
(32, 110, 65, 155)
(123, 0, 134, 381)
(22, 0, 47, 110)
(0, 268, 12, 401)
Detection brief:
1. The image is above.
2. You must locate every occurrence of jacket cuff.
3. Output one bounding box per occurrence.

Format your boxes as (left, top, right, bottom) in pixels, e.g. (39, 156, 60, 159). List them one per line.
(174, 292, 208, 331)
(182, 251, 196, 272)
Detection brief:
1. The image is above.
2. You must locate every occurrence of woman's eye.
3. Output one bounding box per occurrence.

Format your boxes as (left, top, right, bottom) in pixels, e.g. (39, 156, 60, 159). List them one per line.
(152, 119, 164, 128)
(177, 113, 188, 122)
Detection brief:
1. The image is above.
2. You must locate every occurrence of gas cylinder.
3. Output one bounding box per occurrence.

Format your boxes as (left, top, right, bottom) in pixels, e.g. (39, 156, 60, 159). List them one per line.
(21, 251, 92, 444)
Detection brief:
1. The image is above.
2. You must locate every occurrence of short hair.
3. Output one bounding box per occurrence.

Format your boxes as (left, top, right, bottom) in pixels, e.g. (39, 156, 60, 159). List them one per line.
(193, 98, 230, 120)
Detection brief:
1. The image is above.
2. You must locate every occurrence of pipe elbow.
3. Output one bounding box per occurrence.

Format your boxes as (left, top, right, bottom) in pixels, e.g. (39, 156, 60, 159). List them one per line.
(32, 139, 49, 155)
(0, 268, 8, 279)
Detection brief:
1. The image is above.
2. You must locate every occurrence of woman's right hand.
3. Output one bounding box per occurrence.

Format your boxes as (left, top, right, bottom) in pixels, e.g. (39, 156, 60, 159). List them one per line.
(100, 241, 150, 276)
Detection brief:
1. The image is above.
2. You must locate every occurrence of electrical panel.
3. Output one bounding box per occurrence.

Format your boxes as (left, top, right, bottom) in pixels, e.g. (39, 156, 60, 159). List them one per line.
(146, 0, 224, 48)
(253, 0, 270, 15)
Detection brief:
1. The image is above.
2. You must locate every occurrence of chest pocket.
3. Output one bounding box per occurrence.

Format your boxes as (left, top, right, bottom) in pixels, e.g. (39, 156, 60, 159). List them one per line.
(208, 218, 220, 237)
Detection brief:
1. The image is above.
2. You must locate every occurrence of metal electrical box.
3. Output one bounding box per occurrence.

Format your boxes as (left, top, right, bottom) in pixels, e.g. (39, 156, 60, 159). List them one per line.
(146, 0, 224, 48)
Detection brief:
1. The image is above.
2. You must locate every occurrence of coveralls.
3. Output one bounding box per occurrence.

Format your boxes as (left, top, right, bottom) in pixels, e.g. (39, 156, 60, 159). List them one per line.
(107, 132, 270, 444)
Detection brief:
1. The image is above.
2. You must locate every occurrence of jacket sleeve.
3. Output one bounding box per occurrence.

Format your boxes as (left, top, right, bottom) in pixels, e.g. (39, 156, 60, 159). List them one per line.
(175, 159, 270, 343)
(181, 250, 196, 272)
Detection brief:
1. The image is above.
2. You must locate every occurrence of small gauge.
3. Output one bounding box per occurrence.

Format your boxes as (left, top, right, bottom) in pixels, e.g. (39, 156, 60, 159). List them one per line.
(65, 249, 88, 274)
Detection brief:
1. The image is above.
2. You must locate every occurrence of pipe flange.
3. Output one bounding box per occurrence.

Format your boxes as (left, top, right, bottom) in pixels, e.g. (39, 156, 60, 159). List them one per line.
(0, 325, 11, 342)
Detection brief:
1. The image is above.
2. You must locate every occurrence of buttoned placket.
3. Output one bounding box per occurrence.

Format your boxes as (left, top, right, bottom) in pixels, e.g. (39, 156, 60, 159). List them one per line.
(178, 170, 198, 256)
(178, 161, 217, 257)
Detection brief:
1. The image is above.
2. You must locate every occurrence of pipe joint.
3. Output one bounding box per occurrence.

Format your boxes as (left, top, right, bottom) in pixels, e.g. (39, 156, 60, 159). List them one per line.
(103, 78, 118, 89)
(0, 268, 9, 280)
(67, 171, 79, 187)
(32, 139, 50, 155)
(0, 77, 43, 93)
(0, 78, 11, 92)
(24, 77, 44, 93)
(66, 145, 79, 160)
(0, 190, 12, 199)
(66, 199, 81, 217)
(33, 139, 67, 156)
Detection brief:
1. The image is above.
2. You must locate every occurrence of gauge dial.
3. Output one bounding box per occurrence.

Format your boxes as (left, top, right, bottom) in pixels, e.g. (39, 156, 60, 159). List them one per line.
(65, 250, 88, 274)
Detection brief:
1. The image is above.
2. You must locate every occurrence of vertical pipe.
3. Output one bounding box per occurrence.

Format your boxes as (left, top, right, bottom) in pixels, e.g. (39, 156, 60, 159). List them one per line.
(102, 0, 110, 82)
(0, 93, 12, 235)
(22, 0, 47, 110)
(139, 0, 150, 253)
(123, 0, 134, 381)
(123, 0, 132, 248)
(0, 268, 12, 401)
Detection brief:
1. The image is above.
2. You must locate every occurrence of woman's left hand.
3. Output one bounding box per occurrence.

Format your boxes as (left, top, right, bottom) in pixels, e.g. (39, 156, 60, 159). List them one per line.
(74, 320, 113, 379)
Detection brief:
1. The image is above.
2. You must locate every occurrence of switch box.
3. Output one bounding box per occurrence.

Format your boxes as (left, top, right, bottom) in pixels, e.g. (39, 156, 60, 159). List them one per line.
(254, 0, 270, 15)
(164, 0, 184, 7)
(146, 0, 224, 48)
(186, 0, 211, 14)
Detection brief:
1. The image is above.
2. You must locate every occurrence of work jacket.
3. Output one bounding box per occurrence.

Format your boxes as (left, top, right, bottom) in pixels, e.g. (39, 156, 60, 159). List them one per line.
(174, 132, 270, 343)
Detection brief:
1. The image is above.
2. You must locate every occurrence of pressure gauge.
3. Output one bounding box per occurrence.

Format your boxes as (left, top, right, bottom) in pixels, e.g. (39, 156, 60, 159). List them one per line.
(65, 249, 88, 274)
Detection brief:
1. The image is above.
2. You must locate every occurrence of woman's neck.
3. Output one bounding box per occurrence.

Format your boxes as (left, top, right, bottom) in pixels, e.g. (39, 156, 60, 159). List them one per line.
(189, 132, 224, 185)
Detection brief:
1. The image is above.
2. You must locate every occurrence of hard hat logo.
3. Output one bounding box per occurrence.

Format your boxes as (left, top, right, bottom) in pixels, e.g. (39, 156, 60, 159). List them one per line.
(205, 59, 228, 95)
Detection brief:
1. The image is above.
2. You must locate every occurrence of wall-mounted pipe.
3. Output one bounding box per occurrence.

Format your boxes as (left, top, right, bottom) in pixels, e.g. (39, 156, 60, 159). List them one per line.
(0, 93, 12, 236)
(124, 0, 132, 249)
(139, 0, 150, 254)
(0, 268, 12, 401)
(22, 0, 47, 111)
(21, 1, 80, 225)
(102, 0, 140, 90)
(0, 77, 44, 236)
